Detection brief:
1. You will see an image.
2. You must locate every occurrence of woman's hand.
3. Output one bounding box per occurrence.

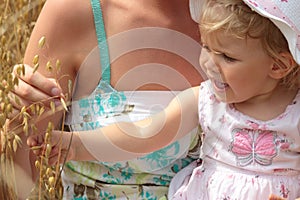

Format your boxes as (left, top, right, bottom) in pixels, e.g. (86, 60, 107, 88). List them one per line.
(10, 64, 62, 116)
(27, 130, 76, 165)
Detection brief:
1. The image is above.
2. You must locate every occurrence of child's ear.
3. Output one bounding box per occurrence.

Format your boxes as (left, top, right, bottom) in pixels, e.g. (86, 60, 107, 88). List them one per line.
(269, 52, 296, 79)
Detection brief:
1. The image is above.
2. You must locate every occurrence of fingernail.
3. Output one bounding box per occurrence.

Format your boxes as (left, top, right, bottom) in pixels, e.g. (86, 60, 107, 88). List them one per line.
(51, 87, 61, 96)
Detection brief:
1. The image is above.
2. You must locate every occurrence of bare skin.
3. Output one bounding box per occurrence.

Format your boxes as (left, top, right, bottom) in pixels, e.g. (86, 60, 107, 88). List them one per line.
(13, 0, 203, 198)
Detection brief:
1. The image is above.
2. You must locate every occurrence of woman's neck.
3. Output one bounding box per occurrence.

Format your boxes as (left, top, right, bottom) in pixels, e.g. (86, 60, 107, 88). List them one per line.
(112, 0, 190, 18)
(143, 0, 189, 9)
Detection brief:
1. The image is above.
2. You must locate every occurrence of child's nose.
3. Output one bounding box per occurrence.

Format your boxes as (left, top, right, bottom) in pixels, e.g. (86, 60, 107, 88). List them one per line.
(199, 49, 220, 76)
(205, 57, 220, 74)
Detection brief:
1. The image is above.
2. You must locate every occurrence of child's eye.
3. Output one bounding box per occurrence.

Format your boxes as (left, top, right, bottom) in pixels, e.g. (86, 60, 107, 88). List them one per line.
(222, 54, 236, 62)
(202, 45, 211, 52)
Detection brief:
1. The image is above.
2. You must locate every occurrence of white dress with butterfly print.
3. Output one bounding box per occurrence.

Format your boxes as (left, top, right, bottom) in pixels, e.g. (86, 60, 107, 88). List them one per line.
(171, 81, 300, 200)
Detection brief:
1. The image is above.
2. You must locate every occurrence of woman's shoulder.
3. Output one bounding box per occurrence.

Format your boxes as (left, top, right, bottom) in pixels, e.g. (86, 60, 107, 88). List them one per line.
(40, 0, 93, 31)
(32, 0, 98, 66)
(24, 0, 98, 75)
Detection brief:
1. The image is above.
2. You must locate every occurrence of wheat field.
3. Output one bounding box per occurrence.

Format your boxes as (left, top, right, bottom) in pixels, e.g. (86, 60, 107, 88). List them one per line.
(0, 1, 65, 199)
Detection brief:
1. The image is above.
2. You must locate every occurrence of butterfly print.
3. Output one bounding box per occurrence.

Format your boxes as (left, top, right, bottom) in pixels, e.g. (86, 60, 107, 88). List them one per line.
(230, 128, 278, 166)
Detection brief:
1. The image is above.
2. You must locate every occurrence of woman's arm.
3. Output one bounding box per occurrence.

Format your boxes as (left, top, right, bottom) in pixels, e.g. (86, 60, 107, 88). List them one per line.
(13, 0, 95, 197)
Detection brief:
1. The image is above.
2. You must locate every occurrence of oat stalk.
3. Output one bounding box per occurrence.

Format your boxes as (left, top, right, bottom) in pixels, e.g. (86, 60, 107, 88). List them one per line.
(0, 1, 73, 199)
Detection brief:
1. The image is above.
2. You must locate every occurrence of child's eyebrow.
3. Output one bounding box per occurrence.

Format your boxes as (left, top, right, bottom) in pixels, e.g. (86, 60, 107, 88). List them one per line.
(203, 44, 223, 55)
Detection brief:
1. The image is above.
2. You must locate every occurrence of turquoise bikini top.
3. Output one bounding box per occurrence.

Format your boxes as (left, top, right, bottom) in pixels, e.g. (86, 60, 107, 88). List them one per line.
(91, 0, 110, 83)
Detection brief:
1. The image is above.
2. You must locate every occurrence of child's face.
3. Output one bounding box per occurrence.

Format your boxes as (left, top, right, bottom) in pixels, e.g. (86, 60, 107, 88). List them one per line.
(199, 33, 279, 104)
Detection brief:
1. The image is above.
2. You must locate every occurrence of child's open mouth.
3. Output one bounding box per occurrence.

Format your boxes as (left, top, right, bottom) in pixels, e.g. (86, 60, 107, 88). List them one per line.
(213, 80, 229, 91)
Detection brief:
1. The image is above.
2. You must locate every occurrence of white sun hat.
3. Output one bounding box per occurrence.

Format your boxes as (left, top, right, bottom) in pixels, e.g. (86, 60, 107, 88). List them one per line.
(189, 0, 300, 65)
(189, 0, 203, 23)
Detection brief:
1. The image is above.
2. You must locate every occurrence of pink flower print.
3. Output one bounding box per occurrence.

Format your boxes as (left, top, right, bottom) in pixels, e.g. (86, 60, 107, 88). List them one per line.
(213, 147, 219, 158)
(209, 94, 219, 103)
(195, 168, 204, 177)
(230, 128, 278, 166)
(280, 182, 290, 198)
(275, 136, 293, 151)
(246, 120, 259, 130)
(280, 143, 290, 150)
(248, 0, 258, 7)
(246, 120, 268, 130)
(219, 115, 226, 124)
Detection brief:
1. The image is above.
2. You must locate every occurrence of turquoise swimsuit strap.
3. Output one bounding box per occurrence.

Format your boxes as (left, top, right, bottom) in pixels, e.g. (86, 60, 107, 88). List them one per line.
(90, 0, 111, 83)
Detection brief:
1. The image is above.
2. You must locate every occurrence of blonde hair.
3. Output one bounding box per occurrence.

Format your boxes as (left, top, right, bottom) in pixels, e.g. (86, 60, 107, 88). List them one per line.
(199, 0, 300, 88)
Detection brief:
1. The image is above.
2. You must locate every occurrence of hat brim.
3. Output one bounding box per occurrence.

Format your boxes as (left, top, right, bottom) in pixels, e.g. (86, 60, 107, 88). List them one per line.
(243, 0, 300, 65)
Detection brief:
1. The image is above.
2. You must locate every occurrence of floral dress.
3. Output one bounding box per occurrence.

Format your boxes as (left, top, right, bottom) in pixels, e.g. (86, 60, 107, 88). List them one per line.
(170, 81, 300, 200)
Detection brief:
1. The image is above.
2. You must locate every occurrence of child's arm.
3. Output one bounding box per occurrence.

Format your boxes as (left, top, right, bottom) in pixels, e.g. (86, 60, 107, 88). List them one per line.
(28, 86, 200, 163)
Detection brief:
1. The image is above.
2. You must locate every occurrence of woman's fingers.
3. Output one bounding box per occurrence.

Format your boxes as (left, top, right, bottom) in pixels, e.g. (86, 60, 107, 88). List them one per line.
(8, 91, 30, 109)
(27, 130, 75, 164)
(12, 64, 62, 108)
(6, 64, 63, 122)
(13, 64, 62, 97)
(13, 77, 52, 104)
(27, 133, 44, 156)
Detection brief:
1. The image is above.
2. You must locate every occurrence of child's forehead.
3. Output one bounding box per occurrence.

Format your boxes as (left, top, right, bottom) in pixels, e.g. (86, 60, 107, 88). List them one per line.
(200, 31, 242, 45)
(201, 31, 264, 54)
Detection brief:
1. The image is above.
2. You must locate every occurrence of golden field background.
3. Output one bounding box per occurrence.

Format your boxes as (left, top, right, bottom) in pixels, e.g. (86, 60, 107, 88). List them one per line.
(0, 1, 64, 199)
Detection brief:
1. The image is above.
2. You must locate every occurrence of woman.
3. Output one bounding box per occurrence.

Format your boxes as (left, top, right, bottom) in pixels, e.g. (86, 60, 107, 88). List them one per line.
(13, 0, 204, 199)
